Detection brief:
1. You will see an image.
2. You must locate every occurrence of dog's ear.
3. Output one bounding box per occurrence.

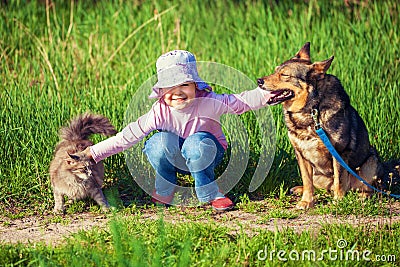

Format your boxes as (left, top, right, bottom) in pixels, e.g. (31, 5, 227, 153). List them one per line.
(293, 42, 311, 61)
(311, 56, 334, 80)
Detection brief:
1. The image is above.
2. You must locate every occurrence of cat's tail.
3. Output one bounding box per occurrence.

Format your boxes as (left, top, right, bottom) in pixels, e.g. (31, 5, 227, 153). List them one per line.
(59, 113, 117, 141)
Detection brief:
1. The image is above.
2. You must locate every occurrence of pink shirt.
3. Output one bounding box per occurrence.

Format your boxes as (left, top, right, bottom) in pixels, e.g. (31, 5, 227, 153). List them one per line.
(90, 87, 273, 163)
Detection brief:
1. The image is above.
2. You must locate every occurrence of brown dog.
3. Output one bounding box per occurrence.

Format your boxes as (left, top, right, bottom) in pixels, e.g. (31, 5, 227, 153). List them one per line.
(257, 43, 399, 209)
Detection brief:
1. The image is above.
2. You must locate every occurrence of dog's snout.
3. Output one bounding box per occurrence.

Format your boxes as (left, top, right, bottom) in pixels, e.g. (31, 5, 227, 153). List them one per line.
(257, 78, 264, 86)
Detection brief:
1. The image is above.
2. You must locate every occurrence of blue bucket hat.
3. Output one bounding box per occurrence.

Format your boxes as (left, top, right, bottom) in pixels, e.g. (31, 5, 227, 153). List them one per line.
(149, 50, 211, 98)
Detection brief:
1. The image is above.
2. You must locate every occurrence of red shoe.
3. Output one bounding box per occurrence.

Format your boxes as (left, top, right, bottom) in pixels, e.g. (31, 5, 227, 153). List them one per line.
(210, 197, 234, 211)
(151, 189, 174, 206)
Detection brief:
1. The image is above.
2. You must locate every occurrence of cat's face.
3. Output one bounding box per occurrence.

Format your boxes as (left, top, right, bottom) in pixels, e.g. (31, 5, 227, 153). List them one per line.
(66, 153, 93, 179)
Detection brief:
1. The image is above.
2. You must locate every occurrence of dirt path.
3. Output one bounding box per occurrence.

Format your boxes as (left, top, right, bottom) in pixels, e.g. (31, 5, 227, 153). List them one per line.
(2, 200, 400, 246)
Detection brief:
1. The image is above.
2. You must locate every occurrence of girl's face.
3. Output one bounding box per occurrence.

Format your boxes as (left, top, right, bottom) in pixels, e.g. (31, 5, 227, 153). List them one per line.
(161, 82, 196, 109)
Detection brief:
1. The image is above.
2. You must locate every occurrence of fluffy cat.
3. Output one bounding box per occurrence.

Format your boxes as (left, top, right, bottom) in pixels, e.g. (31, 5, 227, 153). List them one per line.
(49, 113, 117, 213)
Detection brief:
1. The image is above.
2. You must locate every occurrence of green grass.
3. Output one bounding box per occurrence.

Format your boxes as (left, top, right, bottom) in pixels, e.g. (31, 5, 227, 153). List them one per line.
(1, 214, 399, 266)
(2, 0, 398, 216)
(1, 0, 400, 265)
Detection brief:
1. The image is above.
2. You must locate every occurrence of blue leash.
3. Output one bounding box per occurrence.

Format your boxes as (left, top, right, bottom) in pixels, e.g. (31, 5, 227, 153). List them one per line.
(311, 109, 400, 199)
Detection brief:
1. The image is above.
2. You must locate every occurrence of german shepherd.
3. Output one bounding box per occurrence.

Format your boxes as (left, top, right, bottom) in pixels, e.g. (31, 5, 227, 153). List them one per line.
(257, 42, 399, 209)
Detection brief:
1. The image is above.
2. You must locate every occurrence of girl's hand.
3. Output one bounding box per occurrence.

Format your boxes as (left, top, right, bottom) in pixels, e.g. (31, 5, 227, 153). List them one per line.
(82, 147, 93, 159)
(68, 146, 93, 161)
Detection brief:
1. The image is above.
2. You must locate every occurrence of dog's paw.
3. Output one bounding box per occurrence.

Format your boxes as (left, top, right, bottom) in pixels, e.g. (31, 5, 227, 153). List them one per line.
(358, 191, 373, 199)
(333, 192, 345, 201)
(290, 186, 304, 196)
(296, 200, 314, 210)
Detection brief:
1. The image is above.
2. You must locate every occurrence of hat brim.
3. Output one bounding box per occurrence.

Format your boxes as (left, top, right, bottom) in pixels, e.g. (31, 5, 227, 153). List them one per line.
(149, 80, 211, 98)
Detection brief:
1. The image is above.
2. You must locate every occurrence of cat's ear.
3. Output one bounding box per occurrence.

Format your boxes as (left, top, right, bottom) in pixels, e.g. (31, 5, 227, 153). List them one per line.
(66, 153, 81, 164)
(68, 152, 81, 161)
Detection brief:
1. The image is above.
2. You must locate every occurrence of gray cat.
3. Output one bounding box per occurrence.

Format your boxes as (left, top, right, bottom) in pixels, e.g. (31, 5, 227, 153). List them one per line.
(49, 113, 117, 213)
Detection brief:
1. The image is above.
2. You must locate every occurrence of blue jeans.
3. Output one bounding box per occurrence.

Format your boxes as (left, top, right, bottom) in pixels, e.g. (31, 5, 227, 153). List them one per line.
(143, 131, 225, 202)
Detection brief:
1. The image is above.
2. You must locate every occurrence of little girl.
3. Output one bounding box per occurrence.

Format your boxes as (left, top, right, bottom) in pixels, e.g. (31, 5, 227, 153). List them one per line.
(83, 50, 274, 211)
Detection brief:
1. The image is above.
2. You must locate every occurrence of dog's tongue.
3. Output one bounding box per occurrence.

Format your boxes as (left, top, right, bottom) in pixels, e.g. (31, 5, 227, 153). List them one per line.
(271, 90, 282, 96)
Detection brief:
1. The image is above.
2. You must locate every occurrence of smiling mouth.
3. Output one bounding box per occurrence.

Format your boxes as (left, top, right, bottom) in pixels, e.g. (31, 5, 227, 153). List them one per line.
(267, 89, 294, 105)
(172, 97, 187, 102)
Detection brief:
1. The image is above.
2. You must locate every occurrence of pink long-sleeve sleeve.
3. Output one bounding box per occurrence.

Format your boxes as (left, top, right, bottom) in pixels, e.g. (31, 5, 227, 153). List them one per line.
(212, 87, 273, 115)
(90, 111, 156, 163)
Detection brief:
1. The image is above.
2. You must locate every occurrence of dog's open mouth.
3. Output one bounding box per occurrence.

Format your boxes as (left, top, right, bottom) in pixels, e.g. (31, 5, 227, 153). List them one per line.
(267, 89, 294, 105)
